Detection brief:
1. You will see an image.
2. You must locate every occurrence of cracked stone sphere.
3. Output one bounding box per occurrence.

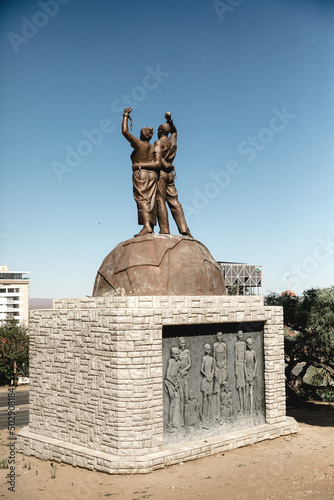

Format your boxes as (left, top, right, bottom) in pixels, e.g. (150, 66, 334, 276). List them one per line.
(93, 234, 226, 296)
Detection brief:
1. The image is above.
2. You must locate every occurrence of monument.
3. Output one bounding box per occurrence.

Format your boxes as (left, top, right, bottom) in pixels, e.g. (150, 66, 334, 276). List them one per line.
(93, 109, 224, 298)
(17, 109, 298, 473)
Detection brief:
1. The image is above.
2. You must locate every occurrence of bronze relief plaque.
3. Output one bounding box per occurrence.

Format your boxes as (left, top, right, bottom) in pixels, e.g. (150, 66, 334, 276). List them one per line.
(162, 322, 265, 446)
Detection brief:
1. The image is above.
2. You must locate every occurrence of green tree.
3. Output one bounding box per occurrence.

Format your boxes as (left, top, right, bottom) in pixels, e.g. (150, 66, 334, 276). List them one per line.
(265, 287, 334, 396)
(227, 283, 240, 295)
(0, 317, 29, 385)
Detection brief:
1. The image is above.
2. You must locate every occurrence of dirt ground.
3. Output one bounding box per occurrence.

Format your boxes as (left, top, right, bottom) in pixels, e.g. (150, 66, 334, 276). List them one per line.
(0, 398, 333, 500)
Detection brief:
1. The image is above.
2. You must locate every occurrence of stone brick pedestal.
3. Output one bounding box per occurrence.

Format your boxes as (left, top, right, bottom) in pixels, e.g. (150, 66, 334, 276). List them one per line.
(17, 296, 298, 473)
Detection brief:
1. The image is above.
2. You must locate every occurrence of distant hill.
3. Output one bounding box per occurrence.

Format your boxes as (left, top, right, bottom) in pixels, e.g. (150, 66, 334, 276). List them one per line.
(29, 298, 53, 309)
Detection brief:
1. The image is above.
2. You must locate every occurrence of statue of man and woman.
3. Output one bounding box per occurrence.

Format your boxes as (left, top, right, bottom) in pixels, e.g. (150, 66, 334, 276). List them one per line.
(122, 107, 192, 237)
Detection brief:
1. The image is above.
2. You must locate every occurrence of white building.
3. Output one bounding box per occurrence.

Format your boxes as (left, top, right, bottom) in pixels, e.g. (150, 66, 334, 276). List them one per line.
(218, 262, 263, 295)
(0, 265, 30, 325)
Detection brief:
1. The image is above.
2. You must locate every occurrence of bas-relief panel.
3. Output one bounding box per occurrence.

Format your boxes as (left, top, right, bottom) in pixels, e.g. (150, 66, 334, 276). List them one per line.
(162, 324, 265, 446)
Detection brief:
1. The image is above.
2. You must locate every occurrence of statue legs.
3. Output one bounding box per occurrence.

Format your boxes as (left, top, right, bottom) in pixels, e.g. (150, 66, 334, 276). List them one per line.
(157, 171, 192, 237)
(156, 191, 170, 234)
(170, 204, 192, 236)
(133, 170, 157, 236)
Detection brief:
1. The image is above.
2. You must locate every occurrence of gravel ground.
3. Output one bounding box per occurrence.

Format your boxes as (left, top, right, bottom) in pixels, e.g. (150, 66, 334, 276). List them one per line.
(0, 400, 333, 500)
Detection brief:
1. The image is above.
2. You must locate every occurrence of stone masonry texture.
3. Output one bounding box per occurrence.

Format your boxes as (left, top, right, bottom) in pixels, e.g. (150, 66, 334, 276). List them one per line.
(17, 296, 296, 473)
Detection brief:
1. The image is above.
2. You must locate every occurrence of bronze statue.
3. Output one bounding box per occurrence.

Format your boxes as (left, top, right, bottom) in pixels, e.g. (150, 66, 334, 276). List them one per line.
(122, 108, 192, 238)
(93, 109, 226, 297)
(122, 107, 162, 237)
(156, 112, 192, 237)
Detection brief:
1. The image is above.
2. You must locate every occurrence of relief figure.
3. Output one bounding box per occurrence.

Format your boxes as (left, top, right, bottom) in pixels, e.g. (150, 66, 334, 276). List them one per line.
(200, 343, 214, 424)
(220, 380, 233, 424)
(235, 330, 246, 414)
(185, 389, 201, 427)
(245, 337, 258, 415)
(164, 346, 181, 432)
(213, 331, 227, 420)
(178, 337, 192, 426)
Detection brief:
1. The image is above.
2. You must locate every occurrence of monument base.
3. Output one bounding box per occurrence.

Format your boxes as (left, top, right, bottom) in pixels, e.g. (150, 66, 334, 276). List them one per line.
(17, 295, 298, 474)
(18, 418, 298, 474)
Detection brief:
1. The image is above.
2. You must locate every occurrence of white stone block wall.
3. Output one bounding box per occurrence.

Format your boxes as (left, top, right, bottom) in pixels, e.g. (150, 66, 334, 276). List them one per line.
(20, 295, 287, 464)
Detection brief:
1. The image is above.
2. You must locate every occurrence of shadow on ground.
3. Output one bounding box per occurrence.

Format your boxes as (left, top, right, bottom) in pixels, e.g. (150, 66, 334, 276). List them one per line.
(287, 399, 334, 427)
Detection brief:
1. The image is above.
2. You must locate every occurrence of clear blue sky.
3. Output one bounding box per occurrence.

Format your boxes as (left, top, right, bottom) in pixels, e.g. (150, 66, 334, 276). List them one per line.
(1, 0, 333, 298)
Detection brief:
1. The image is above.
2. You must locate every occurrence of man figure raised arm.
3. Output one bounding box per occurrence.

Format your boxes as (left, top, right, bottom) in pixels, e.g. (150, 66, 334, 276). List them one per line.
(156, 112, 192, 237)
(122, 107, 162, 237)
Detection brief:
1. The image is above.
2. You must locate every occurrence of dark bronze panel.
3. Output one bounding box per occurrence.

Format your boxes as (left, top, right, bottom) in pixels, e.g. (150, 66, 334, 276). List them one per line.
(162, 324, 265, 446)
